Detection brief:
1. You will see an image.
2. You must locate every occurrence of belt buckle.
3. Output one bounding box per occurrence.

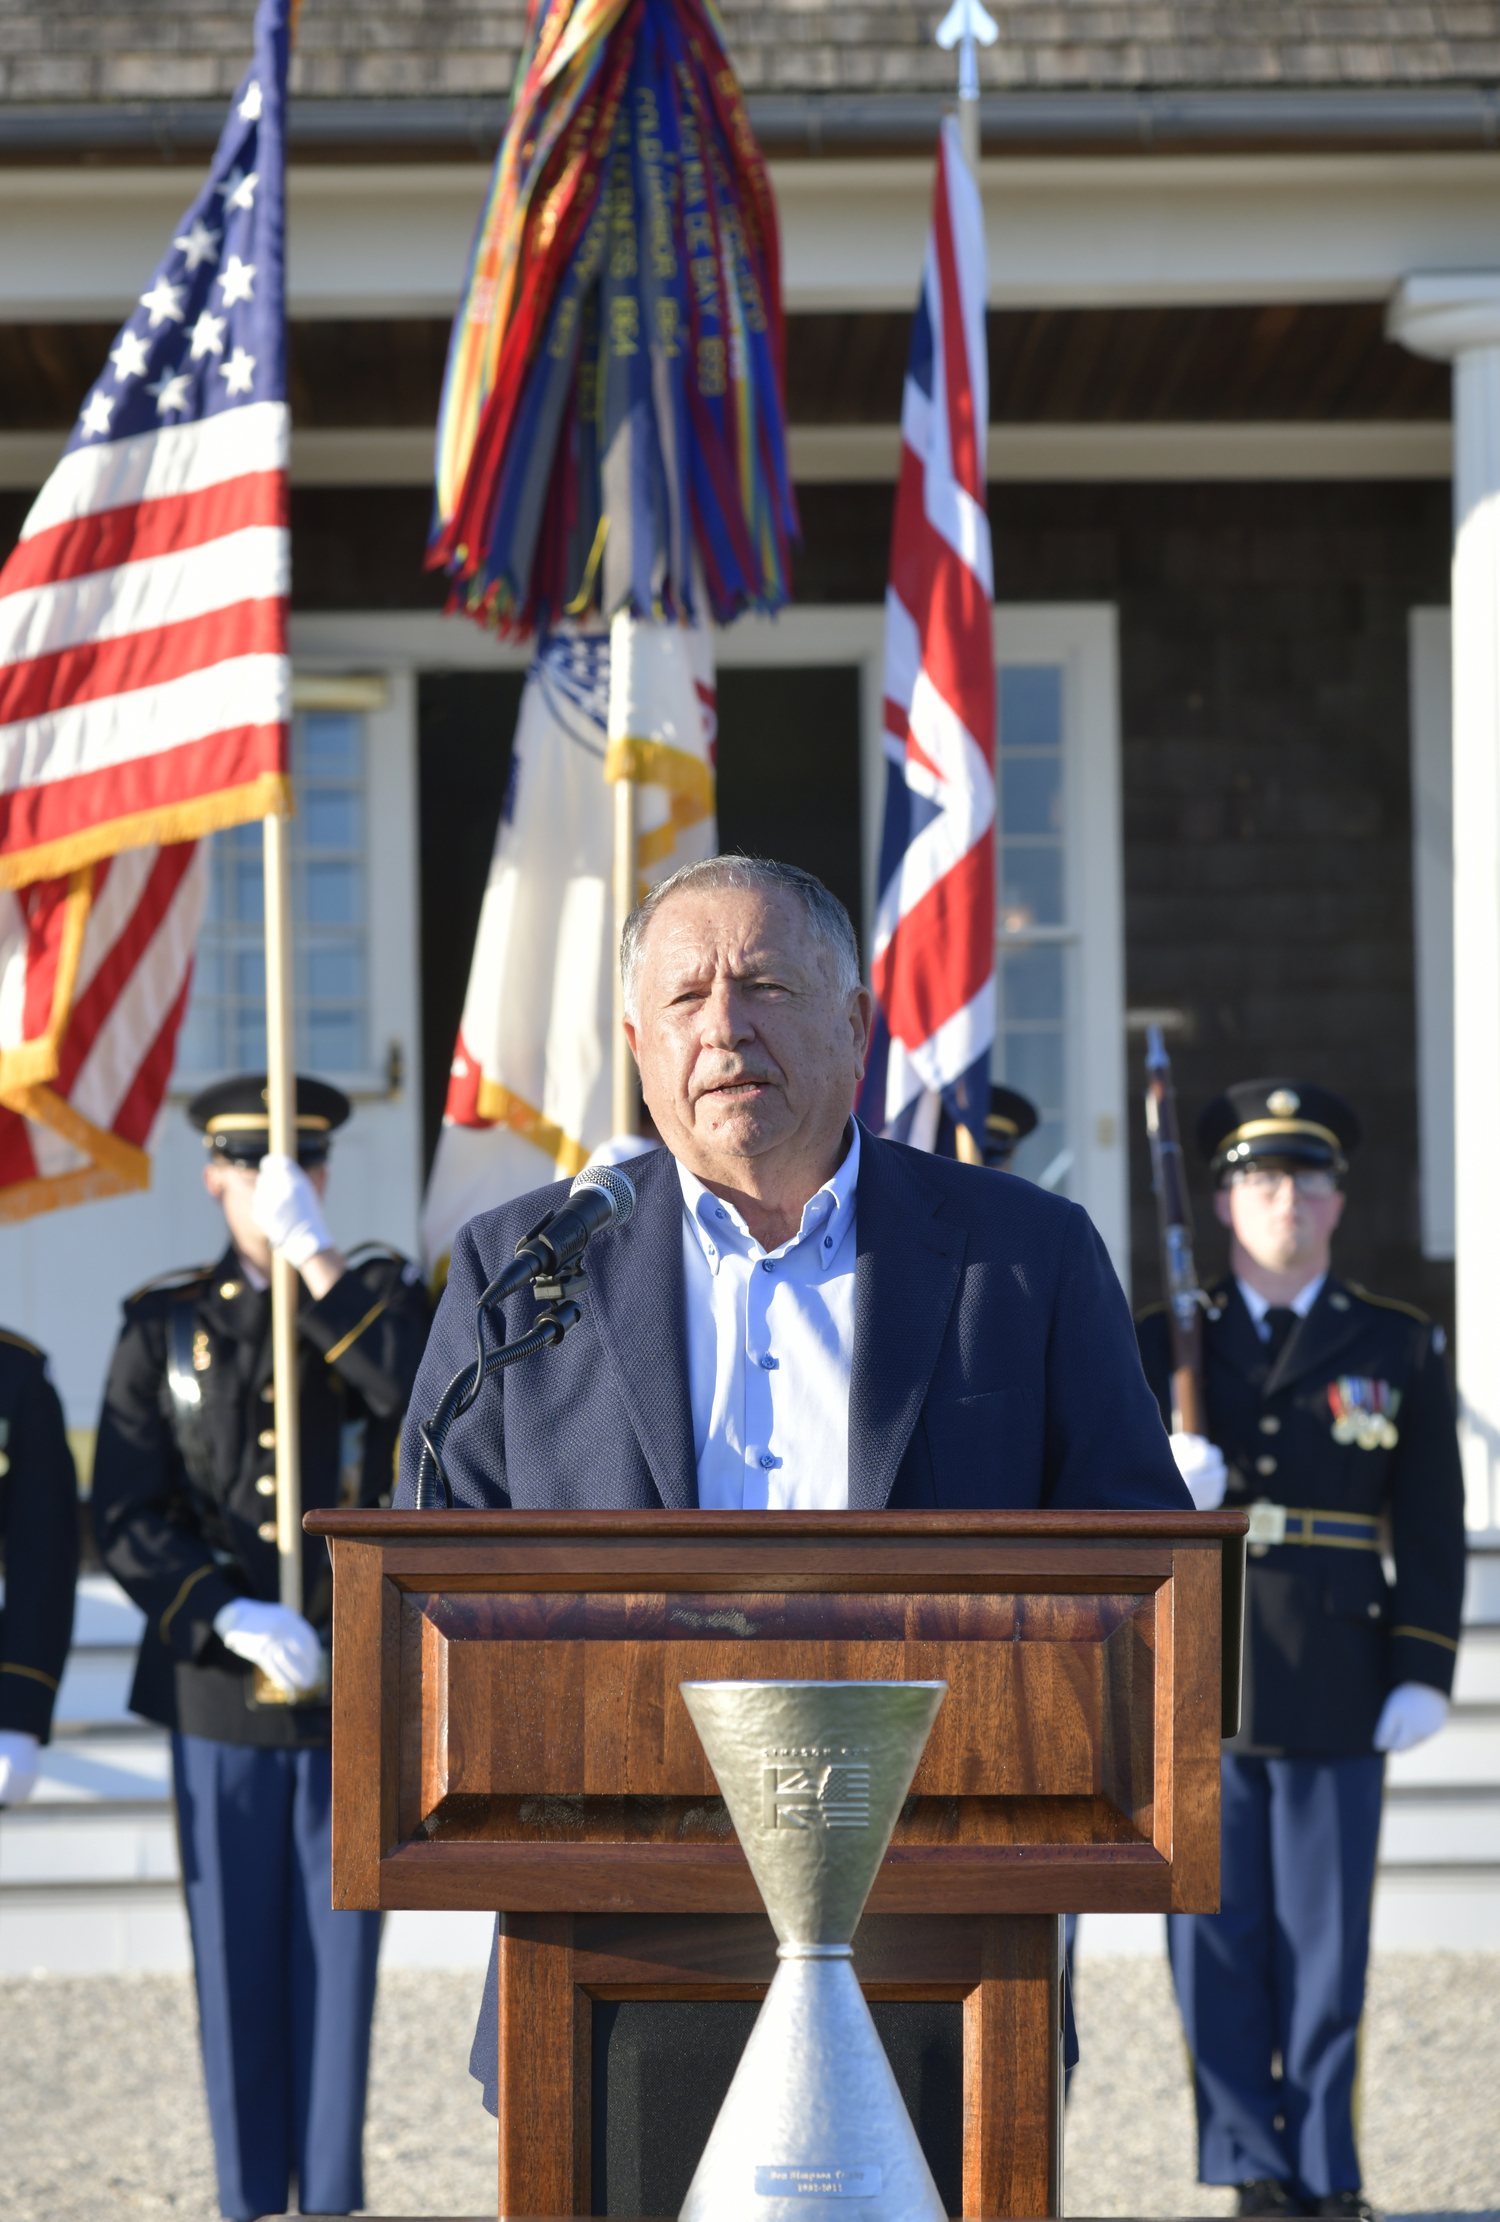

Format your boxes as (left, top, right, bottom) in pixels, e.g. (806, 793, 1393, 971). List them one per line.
(1246, 1499, 1287, 1554)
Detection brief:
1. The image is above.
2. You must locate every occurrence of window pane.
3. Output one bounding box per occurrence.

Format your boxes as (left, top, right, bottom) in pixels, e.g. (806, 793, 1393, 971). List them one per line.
(233, 860, 264, 925)
(304, 862, 361, 926)
(998, 843, 1063, 931)
(998, 942, 1063, 1025)
(302, 790, 360, 850)
(304, 1009, 364, 1073)
(998, 665, 1062, 752)
(306, 946, 363, 1001)
(233, 1011, 268, 1069)
(1002, 1027, 1065, 1109)
(300, 711, 360, 773)
(1000, 754, 1062, 838)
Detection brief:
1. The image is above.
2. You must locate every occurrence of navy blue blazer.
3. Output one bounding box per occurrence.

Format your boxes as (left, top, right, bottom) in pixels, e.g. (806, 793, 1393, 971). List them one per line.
(398, 1127, 1190, 1515)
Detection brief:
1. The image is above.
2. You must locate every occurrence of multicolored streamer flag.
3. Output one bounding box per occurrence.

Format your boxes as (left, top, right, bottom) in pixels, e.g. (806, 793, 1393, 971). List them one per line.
(861, 119, 995, 1153)
(0, 0, 291, 1219)
(428, 0, 795, 634)
(420, 621, 716, 1273)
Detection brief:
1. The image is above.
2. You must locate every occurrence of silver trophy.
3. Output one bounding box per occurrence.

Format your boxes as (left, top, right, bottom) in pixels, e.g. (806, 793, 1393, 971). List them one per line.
(678, 1679, 949, 2222)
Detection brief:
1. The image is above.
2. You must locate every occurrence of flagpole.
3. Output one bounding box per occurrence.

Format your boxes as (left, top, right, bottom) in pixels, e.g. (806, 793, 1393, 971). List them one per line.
(936, 0, 998, 178)
(263, 808, 303, 1615)
(611, 772, 637, 1136)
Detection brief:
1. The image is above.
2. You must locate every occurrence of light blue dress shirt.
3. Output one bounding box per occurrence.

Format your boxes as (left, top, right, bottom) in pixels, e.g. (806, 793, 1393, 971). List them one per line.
(677, 1122, 860, 1509)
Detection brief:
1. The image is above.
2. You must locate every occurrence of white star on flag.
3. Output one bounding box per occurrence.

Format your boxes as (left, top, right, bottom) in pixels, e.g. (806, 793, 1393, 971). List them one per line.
(190, 310, 226, 360)
(148, 368, 193, 418)
(138, 278, 186, 328)
(109, 330, 151, 382)
(216, 255, 256, 306)
(78, 391, 115, 439)
(219, 347, 256, 396)
(218, 168, 259, 214)
(172, 218, 221, 273)
(239, 79, 263, 122)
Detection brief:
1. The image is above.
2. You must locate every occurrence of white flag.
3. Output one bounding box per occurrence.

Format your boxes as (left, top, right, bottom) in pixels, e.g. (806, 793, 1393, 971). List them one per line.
(420, 617, 715, 1273)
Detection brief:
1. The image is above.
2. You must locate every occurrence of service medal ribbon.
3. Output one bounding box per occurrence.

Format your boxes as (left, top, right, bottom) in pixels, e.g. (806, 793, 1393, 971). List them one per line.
(1327, 1376, 1400, 1450)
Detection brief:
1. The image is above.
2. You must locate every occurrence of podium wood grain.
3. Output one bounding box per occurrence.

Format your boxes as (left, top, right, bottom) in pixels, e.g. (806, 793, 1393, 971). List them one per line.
(307, 1508, 1245, 2217)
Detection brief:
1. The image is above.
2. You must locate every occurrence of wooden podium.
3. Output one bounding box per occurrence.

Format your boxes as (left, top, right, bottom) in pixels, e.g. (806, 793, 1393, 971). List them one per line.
(306, 1507, 1246, 2219)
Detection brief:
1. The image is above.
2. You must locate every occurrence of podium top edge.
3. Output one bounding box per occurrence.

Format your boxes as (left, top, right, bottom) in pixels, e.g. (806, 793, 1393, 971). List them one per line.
(303, 1507, 1249, 1540)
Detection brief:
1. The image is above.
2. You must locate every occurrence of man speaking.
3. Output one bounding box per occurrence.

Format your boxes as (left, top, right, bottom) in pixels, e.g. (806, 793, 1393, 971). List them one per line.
(400, 855, 1191, 1518)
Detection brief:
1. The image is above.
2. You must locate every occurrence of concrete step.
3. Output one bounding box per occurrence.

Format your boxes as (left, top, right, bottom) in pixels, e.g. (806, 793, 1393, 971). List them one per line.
(1385, 1706, 1500, 1790)
(1380, 1789, 1500, 1864)
(29, 1729, 171, 1805)
(0, 1801, 178, 1885)
(1454, 1626, 1500, 1702)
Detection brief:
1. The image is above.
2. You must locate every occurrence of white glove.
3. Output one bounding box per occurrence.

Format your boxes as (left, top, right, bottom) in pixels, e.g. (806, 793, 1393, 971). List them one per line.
(1170, 1431, 1229, 1511)
(214, 1598, 322, 1697)
(0, 1728, 40, 1805)
(252, 1153, 333, 1269)
(1373, 1681, 1450, 1753)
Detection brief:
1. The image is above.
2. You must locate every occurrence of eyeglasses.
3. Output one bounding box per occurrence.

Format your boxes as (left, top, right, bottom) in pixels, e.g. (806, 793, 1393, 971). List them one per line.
(1229, 1167, 1339, 1199)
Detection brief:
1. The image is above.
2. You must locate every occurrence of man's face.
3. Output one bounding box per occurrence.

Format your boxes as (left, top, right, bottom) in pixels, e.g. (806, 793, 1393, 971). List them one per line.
(623, 883, 872, 1183)
(1213, 1161, 1346, 1277)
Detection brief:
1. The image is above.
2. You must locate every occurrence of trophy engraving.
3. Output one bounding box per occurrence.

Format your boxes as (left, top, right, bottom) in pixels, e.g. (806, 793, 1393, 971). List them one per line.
(678, 1679, 949, 2222)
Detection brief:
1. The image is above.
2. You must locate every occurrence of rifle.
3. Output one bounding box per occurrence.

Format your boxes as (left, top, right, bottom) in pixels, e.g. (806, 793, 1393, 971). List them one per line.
(1143, 1025, 1207, 1437)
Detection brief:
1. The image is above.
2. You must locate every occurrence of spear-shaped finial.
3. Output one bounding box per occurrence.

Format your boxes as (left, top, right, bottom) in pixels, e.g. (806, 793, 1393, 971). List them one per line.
(935, 0, 998, 174)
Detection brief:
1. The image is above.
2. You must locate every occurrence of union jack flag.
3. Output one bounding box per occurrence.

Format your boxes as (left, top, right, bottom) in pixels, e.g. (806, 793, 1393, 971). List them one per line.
(0, 0, 291, 1219)
(862, 118, 994, 1153)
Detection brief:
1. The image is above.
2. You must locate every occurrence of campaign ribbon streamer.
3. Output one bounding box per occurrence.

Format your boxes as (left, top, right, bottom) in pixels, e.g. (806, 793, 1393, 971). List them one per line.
(429, 0, 796, 636)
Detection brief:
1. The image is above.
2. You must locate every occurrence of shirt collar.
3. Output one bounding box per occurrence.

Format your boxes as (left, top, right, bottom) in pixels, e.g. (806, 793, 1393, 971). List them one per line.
(678, 1122, 861, 1276)
(1236, 1271, 1326, 1333)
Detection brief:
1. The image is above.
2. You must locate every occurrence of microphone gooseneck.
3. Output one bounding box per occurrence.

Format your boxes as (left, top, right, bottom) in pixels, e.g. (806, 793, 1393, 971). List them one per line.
(413, 1165, 636, 1508)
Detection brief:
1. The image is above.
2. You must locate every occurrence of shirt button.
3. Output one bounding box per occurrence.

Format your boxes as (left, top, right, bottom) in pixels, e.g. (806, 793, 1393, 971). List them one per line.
(823, 1235, 833, 1248)
(1259, 1416, 1281, 1435)
(761, 1259, 774, 1272)
(760, 1353, 778, 1370)
(1255, 1455, 1277, 1476)
(759, 1452, 775, 1469)
(716, 1207, 727, 1220)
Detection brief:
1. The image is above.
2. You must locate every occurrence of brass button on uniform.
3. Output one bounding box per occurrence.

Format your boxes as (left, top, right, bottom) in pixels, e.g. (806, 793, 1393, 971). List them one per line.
(258, 1429, 275, 1449)
(256, 1476, 276, 1496)
(1329, 1292, 1351, 1311)
(260, 1383, 275, 1403)
(1255, 1455, 1278, 1476)
(1259, 1416, 1281, 1435)
(257, 1521, 277, 1542)
(220, 1281, 241, 1300)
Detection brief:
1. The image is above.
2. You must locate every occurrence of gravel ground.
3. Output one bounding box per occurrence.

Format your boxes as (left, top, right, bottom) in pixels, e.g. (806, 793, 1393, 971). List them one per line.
(1, 1953, 1496, 2218)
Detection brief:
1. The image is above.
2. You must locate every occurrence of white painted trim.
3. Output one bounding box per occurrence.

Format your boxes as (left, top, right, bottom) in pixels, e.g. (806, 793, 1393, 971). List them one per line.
(4, 151, 1500, 319)
(1409, 606, 1455, 1263)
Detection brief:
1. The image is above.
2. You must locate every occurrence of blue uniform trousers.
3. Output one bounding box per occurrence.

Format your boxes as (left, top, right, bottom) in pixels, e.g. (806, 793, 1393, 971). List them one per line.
(173, 1735, 382, 2220)
(1169, 1751, 1384, 2200)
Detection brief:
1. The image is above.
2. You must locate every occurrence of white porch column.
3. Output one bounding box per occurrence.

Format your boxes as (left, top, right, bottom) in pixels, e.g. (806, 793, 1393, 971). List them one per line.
(1390, 274, 1500, 1535)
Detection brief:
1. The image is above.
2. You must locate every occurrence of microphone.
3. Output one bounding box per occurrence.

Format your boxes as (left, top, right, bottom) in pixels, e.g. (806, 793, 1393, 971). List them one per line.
(517, 1163, 637, 1282)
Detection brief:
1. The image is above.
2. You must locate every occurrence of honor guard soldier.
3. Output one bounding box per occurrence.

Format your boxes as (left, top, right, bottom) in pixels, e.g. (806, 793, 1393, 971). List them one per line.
(1136, 1080, 1466, 2222)
(92, 1076, 431, 2222)
(0, 1328, 79, 1806)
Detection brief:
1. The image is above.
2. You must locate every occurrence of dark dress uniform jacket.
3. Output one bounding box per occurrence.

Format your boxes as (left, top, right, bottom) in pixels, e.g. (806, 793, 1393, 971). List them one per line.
(399, 1132, 1194, 1516)
(1138, 1277, 1466, 1756)
(0, 1329, 78, 1742)
(93, 1245, 430, 1746)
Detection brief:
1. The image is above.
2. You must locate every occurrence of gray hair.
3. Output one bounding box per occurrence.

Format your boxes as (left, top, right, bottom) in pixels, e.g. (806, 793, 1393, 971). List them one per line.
(620, 855, 862, 1020)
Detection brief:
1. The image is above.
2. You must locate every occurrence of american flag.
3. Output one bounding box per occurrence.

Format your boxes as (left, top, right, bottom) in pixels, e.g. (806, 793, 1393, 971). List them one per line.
(0, 0, 291, 1221)
(862, 118, 994, 1154)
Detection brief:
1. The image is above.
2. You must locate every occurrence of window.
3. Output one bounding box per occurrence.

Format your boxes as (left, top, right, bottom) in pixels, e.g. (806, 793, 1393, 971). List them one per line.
(176, 709, 370, 1080)
(995, 665, 1069, 1190)
(993, 609, 1128, 1284)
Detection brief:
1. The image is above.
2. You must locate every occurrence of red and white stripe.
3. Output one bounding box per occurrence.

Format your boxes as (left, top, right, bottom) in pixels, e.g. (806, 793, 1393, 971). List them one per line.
(869, 118, 994, 1128)
(0, 841, 207, 1218)
(0, 400, 289, 883)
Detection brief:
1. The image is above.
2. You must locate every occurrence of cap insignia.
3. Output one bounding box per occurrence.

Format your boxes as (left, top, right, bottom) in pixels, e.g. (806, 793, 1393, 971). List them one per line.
(1266, 1088, 1301, 1117)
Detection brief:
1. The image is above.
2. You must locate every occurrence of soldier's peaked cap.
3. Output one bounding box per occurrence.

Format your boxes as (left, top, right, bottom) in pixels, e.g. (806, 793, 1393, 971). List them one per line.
(1198, 1078, 1360, 1181)
(983, 1085, 1038, 1167)
(188, 1074, 351, 1165)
